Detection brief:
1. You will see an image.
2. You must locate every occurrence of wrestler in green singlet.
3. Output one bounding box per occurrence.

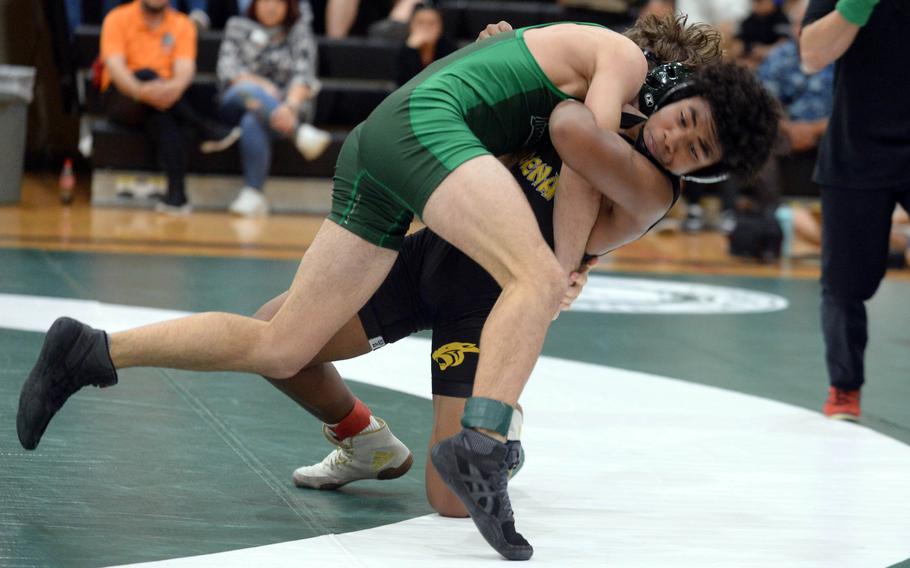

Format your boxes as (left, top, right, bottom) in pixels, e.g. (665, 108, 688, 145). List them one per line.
(329, 23, 603, 249)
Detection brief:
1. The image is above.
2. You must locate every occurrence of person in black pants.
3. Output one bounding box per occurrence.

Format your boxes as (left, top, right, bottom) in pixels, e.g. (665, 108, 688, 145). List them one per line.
(103, 69, 239, 212)
(801, 0, 910, 420)
(100, 0, 239, 213)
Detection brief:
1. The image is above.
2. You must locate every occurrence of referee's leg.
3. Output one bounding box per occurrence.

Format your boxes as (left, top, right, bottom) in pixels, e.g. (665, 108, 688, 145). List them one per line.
(820, 186, 896, 391)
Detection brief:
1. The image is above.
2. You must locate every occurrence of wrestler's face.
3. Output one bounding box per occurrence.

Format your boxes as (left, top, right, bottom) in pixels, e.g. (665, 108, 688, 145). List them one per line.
(642, 97, 721, 176)
(256, 0, 288, 28)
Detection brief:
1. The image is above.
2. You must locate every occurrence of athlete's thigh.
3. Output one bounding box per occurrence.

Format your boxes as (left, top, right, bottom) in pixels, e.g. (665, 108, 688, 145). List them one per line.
(422, 155, 558, 286)
(261, 220, 398, 371)
(251, 290, 372, 363)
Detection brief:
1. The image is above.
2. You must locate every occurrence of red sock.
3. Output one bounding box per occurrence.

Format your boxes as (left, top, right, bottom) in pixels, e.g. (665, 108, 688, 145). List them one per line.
(329, 398, 372, 441)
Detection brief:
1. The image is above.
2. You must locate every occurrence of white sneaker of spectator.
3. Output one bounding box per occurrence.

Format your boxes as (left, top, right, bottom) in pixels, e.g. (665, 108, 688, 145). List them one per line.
(229, 187, 269, 217)
(295, 124, 331, 161)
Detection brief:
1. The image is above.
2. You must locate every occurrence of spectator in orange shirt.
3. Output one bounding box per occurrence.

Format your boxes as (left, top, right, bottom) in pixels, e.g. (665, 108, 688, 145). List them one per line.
(100, 0, 239, 213)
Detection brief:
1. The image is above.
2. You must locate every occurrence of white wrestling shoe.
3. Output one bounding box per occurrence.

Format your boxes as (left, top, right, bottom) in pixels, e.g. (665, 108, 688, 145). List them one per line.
(293, 417, 413, 490)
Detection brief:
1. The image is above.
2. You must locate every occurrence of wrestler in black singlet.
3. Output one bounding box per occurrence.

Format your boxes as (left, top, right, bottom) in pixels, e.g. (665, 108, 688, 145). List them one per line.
(357, 115, 680, 397)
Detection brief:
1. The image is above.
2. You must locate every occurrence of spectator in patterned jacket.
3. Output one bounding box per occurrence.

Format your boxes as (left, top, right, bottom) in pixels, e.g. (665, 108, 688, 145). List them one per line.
(731, 0, 834, 257)
(757, 0, 833, 155)
(216, 0, 330, 217)
(100, 0, 241, 214)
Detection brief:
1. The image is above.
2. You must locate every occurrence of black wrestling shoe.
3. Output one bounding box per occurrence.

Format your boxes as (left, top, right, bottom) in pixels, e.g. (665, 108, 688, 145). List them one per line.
(17, 317, 118, 450)
(431, 429, 533, 561)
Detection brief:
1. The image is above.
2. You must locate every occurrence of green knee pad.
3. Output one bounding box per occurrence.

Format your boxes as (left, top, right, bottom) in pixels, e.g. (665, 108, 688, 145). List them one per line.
(461, 397, 513, 437)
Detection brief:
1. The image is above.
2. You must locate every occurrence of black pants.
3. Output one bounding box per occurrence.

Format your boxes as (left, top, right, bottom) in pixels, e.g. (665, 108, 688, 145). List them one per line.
(820, 184, 910, 390)
(103, 69, 210, 203)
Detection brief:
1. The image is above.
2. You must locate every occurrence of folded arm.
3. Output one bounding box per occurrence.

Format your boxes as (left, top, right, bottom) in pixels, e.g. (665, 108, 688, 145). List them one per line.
(552, 35, 647, 274)
(550, 99, 674, 253)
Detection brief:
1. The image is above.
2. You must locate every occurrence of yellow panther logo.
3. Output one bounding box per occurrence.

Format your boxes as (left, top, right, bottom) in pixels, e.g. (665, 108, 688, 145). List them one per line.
(432, 342, 480, 371)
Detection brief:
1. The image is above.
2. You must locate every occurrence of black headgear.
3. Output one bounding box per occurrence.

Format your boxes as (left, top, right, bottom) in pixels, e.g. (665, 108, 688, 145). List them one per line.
(638, 61, 693, 117)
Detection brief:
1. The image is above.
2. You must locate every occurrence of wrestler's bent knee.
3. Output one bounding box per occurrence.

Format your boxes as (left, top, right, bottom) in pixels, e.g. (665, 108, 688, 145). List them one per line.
(512, 257, 567, 314)
(255, 326, 315, 379)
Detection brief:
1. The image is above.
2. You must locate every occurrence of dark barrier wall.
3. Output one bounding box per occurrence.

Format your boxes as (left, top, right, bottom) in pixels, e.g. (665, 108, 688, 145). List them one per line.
(1, 0, 79, 171)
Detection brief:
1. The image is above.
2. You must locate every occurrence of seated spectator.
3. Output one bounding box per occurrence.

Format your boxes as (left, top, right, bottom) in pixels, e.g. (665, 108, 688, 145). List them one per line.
(722, 0, 832, 258)
(68, 0, 211, 33)
(236, 0, 315, 27)
(324, 0, 419, 39)
(395, 3, 455, 86)
(217, 0, 330, 217)
(100, 0, 240, 214)
(732, 0, 791, 69)
(756, 0, 832, 187)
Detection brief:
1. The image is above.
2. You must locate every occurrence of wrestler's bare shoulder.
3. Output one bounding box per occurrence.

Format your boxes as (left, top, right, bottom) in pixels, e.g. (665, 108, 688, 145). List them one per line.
(523, 23, 646, 101)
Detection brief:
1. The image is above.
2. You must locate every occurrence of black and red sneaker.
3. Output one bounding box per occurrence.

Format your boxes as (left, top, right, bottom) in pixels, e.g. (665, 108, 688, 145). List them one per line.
(822, 387, 861, 421)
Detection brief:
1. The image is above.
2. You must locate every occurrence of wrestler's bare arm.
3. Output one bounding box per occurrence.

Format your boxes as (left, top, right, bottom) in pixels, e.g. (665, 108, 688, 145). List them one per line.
(525, 26, 648, 273)
(550, 99, 674, 248)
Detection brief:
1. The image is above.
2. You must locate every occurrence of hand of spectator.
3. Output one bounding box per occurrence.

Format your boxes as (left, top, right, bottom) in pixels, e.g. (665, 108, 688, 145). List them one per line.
(407, 27, 437, 49)
(157, 80, 186, 110)
(477, 21, 512, 42)
(270, 104, 298, 136)
(139, 81, 176, 111)
(782, 120, 818, 153)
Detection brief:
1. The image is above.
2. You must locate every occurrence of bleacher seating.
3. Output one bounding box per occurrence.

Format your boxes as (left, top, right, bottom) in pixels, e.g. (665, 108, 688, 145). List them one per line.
(74, 27, 403, 81)
(75, 1, 640, 210)
(439, 1, 634, 40)
(75, 25, 400, 208)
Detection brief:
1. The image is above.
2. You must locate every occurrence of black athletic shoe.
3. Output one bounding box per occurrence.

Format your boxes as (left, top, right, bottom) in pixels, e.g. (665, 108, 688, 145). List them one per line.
(17, 317, 118, 450)
(431, 429, 533, 561)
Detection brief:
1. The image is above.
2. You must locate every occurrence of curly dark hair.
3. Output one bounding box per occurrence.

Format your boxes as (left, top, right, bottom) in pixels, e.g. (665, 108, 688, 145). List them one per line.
(690, 62, 781, 180)
(624, 13, 723, 67)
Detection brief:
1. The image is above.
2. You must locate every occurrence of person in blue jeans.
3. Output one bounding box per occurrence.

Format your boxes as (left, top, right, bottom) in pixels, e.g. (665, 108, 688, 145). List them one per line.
(216, 0, 330, 216)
